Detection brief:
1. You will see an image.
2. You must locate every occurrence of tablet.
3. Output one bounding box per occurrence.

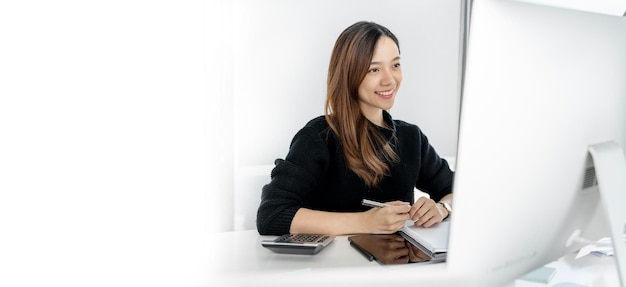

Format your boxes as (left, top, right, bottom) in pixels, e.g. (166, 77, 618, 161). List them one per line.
(348, 233, 446, 265)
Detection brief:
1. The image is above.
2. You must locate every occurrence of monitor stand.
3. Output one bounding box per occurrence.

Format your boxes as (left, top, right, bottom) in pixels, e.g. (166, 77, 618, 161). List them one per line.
(589, 141, 626, 286)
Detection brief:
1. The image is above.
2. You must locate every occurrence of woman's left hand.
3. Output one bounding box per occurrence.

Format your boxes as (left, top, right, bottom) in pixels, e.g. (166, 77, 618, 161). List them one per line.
(408, 197, 446, 227)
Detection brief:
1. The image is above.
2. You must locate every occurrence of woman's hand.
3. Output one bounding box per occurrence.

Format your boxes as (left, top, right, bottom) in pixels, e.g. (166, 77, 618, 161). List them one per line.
(355, 234, 410, 264)
(406, 241, 432, 262)
(409, 197, 447, 227)
(362, 201, 410, 234)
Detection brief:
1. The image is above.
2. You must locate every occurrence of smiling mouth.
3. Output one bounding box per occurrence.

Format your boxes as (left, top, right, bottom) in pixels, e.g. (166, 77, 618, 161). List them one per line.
(375, 89, 395, 97)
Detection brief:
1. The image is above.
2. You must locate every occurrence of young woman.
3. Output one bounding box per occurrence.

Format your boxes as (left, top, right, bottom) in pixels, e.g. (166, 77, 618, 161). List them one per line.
(256, 21, 454, 236)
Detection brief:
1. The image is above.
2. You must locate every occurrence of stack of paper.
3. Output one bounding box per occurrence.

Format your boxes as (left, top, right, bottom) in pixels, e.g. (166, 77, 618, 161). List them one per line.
(576, 234, 626, 259)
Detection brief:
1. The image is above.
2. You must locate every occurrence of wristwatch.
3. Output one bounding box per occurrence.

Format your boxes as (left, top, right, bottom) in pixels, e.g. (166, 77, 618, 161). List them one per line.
(438, 202, 452, 220)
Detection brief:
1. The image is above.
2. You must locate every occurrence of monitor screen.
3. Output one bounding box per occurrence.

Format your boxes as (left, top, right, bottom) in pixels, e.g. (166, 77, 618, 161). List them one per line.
(446, 0, 626, 286)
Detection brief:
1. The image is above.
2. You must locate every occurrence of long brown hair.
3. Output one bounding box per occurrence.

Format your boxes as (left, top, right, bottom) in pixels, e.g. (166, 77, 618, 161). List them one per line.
(325, 21, 400, 187)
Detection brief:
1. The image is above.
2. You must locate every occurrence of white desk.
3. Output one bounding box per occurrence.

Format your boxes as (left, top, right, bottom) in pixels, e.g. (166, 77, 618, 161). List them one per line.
(208, 230, 620, 287)
(210, 230, 373, 273)
(209, 230, 458, 287)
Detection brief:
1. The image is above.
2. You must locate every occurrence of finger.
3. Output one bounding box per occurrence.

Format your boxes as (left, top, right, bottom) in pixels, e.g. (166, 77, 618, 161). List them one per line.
(387, 235, 406, 242)
(416, 201, 436, 218)
(412, 198, 425, 210)
(421, 216, 443, 228)
(410, 204, 427, 221)
(406, 242, 419, 261)
(391, 255, 409, 264)
(415, 198, 437, 218)
(414, 210, 435, 226)
(388, 241, 407, 250)
(381, 234, 403, 242)
(415, 248, 431, 261)
(408, 203, 420, 219)
(416, 210, 441, 227)
(409, 199, 425, 219)
(389, 247, 409, 259)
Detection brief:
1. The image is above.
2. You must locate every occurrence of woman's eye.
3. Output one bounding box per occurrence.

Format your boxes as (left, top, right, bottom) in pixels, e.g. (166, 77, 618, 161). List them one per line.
(393, 63, 401, 68)
(368, 68, 379, 73)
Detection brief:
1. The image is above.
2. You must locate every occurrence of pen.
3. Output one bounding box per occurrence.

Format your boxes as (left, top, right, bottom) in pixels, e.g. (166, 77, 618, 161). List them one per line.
(361, 199, 388, 208)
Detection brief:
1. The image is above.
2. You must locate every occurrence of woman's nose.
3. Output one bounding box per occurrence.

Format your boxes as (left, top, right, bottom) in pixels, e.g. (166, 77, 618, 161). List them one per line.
(380, 69, 395, 86)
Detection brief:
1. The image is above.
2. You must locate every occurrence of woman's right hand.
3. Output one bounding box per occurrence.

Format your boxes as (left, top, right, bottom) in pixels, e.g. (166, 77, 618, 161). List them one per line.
(362, 201, 411, 234)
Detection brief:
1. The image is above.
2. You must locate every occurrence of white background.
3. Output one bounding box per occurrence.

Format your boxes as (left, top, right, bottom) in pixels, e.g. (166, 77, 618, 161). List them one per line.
(0, 0, 462, 286)
(1, 1, 206, 286)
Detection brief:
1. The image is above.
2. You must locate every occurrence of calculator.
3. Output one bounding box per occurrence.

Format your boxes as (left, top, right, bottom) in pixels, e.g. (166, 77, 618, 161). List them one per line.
(261, 234, 335, 255)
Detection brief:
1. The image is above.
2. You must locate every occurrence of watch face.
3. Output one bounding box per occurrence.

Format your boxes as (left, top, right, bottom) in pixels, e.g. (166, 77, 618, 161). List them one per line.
(439, 202, 451, 220)
(440, 202, 451, 212)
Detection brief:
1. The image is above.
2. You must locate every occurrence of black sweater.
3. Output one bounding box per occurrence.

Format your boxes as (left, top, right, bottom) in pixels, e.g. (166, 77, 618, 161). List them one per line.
(256, 112, 454, 235)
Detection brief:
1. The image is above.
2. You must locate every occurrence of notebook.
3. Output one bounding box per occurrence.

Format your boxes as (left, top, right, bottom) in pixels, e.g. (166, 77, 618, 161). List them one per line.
(398, 220, 450, 259)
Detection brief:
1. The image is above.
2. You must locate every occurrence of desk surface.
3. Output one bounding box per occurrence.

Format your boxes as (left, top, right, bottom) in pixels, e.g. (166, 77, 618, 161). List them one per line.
(208, 230, 620, 287)
(209, 230, 457, 287)
(210, 230, 375, 273)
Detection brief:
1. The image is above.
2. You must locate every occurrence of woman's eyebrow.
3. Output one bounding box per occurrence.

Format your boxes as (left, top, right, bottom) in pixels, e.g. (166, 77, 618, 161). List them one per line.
(370, 56, 402, 65)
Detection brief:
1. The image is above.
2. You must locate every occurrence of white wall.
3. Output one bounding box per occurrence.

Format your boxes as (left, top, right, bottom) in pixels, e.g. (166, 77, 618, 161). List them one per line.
(227, 0, 463, 230)
(1, 1, 207, 286)
(516, 0, 626, 16)
(234, 0, 461, 167)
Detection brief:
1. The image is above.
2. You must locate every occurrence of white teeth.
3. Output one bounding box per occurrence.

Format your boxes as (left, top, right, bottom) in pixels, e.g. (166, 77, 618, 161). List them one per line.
(376, 90, 393, 96)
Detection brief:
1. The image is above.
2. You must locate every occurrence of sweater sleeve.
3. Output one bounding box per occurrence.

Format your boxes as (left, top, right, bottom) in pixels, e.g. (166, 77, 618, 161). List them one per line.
(256, 126, 330, 235)
(414, 128, 454, 202)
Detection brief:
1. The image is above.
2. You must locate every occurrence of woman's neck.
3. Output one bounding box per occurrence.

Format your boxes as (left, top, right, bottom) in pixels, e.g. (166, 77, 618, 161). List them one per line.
(360, 106, 385, 127)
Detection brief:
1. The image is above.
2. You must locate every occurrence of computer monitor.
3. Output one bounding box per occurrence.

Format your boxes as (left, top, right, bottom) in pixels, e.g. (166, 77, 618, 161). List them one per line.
(242, 1, 626, 286)
(446, 0, 626, 286)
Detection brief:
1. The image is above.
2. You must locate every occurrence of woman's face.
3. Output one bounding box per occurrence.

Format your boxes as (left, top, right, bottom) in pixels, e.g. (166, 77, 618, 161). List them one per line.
(357, 36, 402, 125)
